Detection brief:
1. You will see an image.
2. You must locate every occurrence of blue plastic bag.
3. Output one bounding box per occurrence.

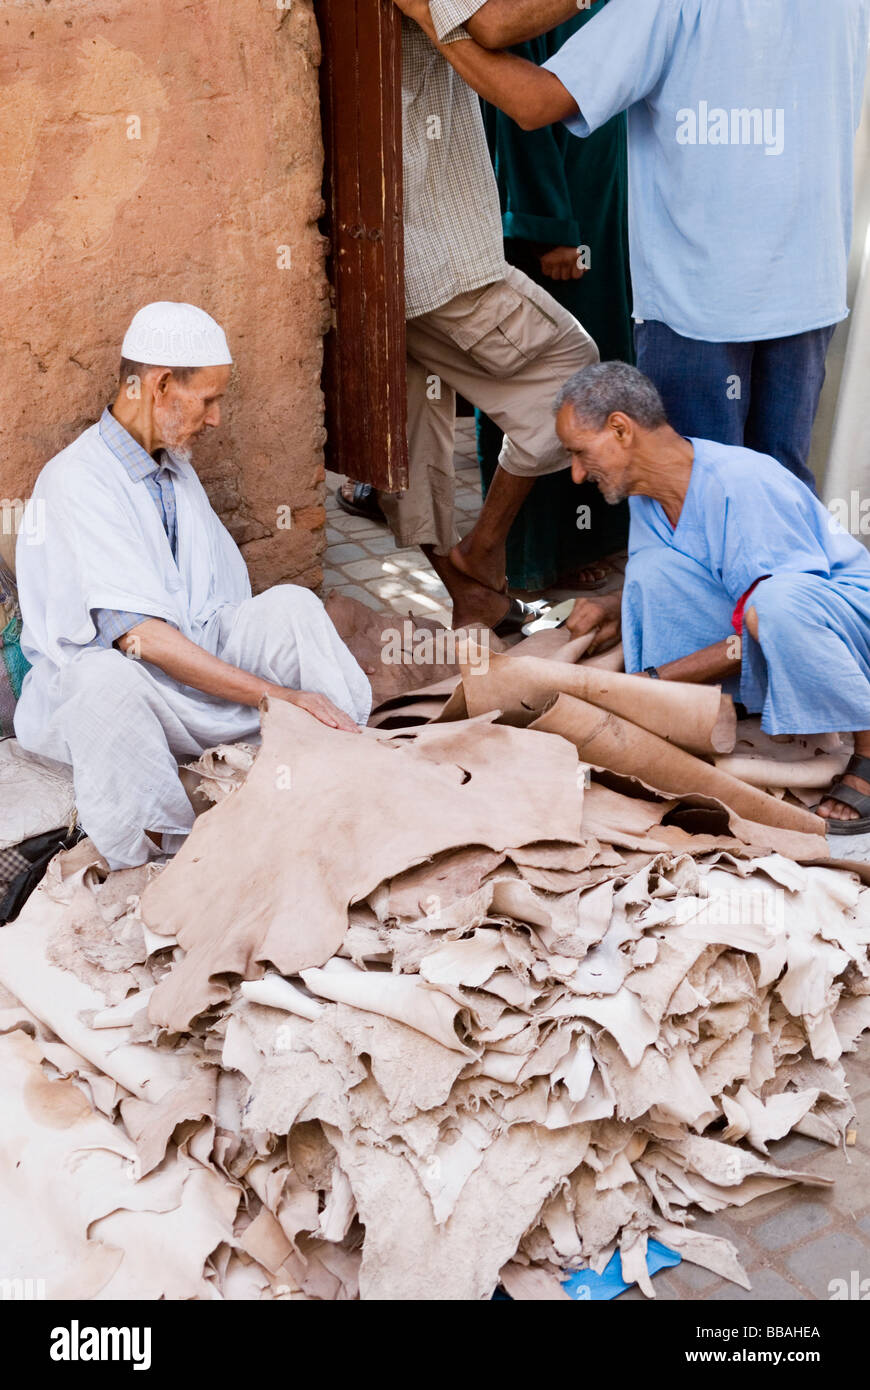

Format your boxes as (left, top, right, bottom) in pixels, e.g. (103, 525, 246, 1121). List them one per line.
(560, 1240, 681, 1301)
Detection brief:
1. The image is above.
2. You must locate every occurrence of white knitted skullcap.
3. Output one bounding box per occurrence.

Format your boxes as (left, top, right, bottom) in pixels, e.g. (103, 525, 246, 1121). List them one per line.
(121, 302, 232, 368)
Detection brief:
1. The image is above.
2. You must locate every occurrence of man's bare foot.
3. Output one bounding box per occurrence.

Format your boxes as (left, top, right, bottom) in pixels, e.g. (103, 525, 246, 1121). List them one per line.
(442, 556, 512, 630)
(817, 770, 870, 822)
(449, 539, 506, 595)
(566, 560, 614, 590)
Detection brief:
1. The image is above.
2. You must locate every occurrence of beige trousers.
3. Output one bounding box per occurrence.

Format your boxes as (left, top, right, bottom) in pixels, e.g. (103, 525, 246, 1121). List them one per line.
(379, 264, 599, 553)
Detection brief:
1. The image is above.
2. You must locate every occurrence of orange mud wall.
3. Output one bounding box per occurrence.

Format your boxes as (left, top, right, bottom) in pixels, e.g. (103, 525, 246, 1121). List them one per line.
(0, 0, 329, 591)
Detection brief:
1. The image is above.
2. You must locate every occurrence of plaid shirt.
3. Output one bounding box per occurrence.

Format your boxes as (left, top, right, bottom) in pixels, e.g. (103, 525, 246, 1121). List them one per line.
(402, 0, 506, 318)
(92, 407, 181, 648)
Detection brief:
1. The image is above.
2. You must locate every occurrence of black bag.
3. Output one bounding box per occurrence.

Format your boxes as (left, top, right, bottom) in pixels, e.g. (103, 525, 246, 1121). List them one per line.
(0, 825, 85, 925)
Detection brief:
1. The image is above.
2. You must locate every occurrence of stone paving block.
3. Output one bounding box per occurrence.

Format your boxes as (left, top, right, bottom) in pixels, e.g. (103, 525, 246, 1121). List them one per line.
(364, 534, 400, 554)
(753, 1199, 833, 1252)
(708, 1268, 806, 1301)
(321, 569, 348, 590)
(408, 569, 449, 593)
(367, 581, 447, 616)
(326, 542, 367, 564)
(381, 553, 424, 573)
(844, 1052, 870, 1093)
(784, 1231, 870, 1299)
(326, 527, 343, 543)
(720, 1188, 794, 1226)
(338, 516, 384, 537)
(367, 576, 407, 599)
(825, 1145, 870, 1218)
(670, 1259, 726, 1293)
(684, 1211, 745, 1241)
(329, 585, 383, 611)
(342, 557, 390, 581)
(357, 522, 393, 541)
(766, 1131, 828, 1166)
(849, 1089, 870, 1146)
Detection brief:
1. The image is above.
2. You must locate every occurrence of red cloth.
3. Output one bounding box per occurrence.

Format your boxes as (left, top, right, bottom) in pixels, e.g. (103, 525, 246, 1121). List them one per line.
(732, 576, 770, 635)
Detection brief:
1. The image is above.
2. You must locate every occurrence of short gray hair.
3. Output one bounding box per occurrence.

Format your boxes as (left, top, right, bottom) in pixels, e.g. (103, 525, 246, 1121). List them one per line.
(554, 361, 667, 430)
(118, 357, 202, 387)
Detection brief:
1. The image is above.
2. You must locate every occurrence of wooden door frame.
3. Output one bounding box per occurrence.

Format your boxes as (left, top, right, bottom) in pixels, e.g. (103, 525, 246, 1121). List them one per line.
(317, 0, 408, 492)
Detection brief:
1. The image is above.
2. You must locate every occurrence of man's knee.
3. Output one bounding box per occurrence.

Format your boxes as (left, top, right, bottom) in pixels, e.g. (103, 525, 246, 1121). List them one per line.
(625, 545, 700, 592)
(265, 583, 322, 615)
(247, 584, 325, 633)
(548, 319, 599, 384)
(61, 648, 150, 714)
(747, 574, 819, 637)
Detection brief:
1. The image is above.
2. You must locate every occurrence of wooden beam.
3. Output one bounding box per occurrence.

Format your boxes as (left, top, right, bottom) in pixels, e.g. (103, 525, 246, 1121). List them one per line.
(317, 0, 408, 492)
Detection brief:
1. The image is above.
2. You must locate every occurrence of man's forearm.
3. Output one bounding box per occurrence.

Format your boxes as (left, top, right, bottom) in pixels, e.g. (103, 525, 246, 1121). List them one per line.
(465, 0, 586, 49)
(118, 619, 279, 707)
(655, 638, 742, 685)
(431, 30, 577, 129)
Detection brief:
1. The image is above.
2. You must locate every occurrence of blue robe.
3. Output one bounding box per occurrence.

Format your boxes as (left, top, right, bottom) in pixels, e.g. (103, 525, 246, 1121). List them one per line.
(622, 439, 870, 734)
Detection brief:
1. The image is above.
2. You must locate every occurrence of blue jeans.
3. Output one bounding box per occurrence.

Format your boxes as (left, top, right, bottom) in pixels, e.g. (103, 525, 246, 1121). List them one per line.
(634, 320, 837, 492)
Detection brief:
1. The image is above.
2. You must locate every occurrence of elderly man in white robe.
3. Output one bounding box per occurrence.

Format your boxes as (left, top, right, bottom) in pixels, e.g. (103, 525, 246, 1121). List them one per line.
(14, 302, 372, 870)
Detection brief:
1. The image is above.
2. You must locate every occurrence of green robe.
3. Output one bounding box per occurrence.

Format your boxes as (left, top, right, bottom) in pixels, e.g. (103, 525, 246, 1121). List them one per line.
(477, 1, 634, 592)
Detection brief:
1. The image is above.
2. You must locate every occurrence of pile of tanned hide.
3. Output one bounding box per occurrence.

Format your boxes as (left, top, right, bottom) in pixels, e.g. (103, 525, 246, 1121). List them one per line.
(1, 639, 869, 1301)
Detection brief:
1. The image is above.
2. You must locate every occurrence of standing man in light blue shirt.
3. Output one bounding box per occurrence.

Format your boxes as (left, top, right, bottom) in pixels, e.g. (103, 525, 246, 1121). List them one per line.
(393, 0, 870, 490)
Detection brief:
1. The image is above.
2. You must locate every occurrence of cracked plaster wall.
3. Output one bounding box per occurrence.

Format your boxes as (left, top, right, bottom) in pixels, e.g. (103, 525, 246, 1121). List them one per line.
(0, 0, 329, 591)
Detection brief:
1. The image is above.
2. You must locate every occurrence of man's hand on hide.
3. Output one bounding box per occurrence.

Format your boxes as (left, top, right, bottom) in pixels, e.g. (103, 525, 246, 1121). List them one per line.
(277, 688, 361, 733)
(565, 590, 622, 654)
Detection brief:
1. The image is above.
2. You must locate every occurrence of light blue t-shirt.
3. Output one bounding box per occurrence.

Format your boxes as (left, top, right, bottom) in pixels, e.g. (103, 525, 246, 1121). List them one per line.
(544, 0, 870, 342)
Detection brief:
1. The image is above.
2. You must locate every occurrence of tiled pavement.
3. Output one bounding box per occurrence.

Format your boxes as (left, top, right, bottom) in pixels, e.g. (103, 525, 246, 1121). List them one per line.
(321, 418, 483, 629)
(617, 1066, 870, 1301)
(322, 415, 870, 1303)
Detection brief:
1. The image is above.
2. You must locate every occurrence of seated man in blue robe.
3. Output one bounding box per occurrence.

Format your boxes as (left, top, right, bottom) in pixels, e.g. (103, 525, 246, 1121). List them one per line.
(559, 362, 870, 834)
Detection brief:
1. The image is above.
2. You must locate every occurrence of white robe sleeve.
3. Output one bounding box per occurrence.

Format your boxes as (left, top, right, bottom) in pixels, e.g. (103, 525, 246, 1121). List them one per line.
(17, 454, 191, 662)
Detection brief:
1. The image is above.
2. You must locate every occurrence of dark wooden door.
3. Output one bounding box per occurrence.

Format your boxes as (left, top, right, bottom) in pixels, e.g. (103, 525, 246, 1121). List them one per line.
(317, 0, 408, 492)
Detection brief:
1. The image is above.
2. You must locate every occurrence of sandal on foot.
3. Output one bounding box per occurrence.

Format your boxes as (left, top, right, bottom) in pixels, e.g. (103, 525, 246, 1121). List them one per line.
(817, 753, 870, 835)
(492, 597, 538, 639)
(335, 482, 385, 523)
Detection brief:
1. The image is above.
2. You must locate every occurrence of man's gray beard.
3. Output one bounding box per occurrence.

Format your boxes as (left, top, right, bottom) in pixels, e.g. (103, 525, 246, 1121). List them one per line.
(155, 406, 194, 465)
(599, 483, 627, 505)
